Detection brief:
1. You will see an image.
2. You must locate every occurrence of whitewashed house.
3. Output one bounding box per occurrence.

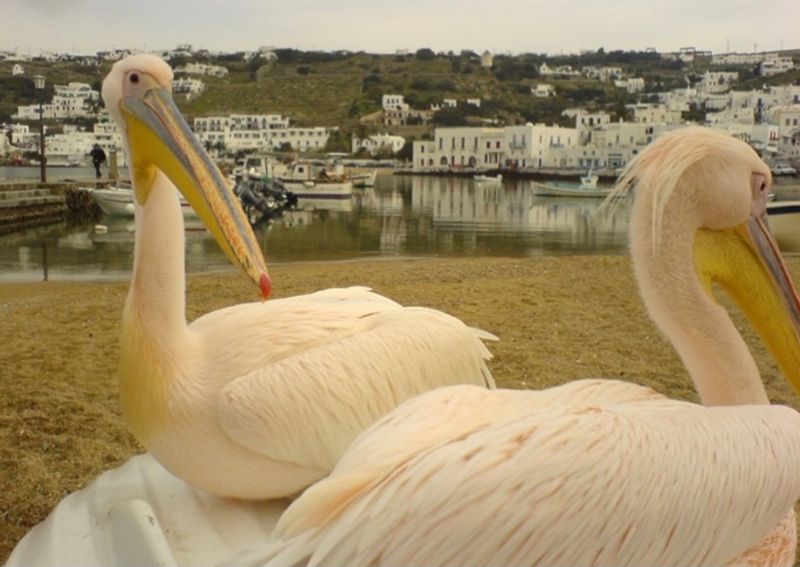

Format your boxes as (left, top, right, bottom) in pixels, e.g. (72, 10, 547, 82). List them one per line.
(760, 55, 795, 77)
(583, 66, 623, 81)
(351, 133, 406, 155)
(193, 113, 299, 152)
(531, 84, 555, 97)
(173, 77, 205, 97)
(11, 64, 24, 76)
(628, 103, 683, 125)
(770, 105, 800, 158)
(175, 63, 229, 77)
(614, 78, 645, 93)
(573, 110, 612, 145)
(539, 63, 580, 78)
(480, 51, 493, 68)
(698, 71, 739, 94)
(412, 123, 579, 171)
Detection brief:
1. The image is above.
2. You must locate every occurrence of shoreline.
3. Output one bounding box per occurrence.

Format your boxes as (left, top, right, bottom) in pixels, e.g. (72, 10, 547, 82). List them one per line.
(2, 254, 800, 560)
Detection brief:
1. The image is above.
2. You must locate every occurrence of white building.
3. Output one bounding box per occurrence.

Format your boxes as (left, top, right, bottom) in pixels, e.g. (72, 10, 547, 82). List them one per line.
(193, 113, 327, 153)
(628, 103, 683, 125)
(531, 84, 555, 97)
(770, 105, 800, 158)
(382, 94, 409, 112)
(480, 51, 493, 68)
(539, 63, 580, 78)
(698, 71, 739, 94)
(658, 87, 699, 113)
(573, 110, 612, 145)
(11, 64, 24, 76)
(412, 123, 579, 171)
(760, 55, 795, 77)
(614, 77, 646, 93)
(583, 66, 623, 81)
(712, 52, 765, 66)
(13, 82, 99, 120)
(175, 63, 229, 77)
(173, 77, 205, 97)
(705, 107, 755, 126)
(505, 123, 579, 168)
(351, 133, 406, 155)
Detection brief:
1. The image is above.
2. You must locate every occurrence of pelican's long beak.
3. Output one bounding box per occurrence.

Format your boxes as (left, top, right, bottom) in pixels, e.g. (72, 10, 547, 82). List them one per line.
(694, 214, 800, 391)
(119, 80, 271, 299)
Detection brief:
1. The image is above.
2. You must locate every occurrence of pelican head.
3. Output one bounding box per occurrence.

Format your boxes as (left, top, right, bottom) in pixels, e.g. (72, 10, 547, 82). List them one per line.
(102, 54, 271, 298)
(618, 126, 800, 397)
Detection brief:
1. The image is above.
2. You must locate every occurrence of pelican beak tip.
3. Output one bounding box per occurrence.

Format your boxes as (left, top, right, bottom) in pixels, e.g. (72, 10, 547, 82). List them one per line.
(260, 272, 272, 301)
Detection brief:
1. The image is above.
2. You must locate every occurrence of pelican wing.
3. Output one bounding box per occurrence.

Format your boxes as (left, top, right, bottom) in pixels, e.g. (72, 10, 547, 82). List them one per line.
(216, 307, 496, 472)
(236, 399, 800, 567)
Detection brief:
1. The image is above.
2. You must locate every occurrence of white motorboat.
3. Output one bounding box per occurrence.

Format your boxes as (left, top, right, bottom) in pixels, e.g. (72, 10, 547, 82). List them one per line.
(474, 174, 503, 183)
(532, 170, 610, 198)
(90, 185, 197, 218)
(278, 160, 353, 199)
(350, 169, 378, 187)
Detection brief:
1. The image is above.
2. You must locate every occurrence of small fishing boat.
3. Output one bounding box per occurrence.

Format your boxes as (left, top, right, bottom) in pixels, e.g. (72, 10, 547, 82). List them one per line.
(474, 174, 502, 183)
(532, 170, 610, 198)
(89, 185, 197, 218)
(278, 161, 353, 199)
(350, 169, 377, 187)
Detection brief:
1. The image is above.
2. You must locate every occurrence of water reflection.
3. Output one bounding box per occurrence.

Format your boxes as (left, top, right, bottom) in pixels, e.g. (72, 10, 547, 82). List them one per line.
(0, 174, 630, 281)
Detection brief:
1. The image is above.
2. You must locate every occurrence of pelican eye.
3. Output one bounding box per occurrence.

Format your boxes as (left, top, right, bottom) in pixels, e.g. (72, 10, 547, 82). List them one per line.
(760, 182, 767, 193)
(130, 73, 140, 84)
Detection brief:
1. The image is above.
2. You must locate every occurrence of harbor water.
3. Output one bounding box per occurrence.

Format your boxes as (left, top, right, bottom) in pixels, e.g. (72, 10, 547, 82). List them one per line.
(0, 173, 630, 282)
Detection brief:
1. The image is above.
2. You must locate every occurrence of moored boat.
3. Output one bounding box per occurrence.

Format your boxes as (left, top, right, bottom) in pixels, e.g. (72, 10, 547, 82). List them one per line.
(89, 185, 197, 218)
(350, 169, 377, 187)
(474, 174, 502, 183)
(532, 170, 610, 198)
(767, 200, 800, 251)
(278, 160, 353, 199)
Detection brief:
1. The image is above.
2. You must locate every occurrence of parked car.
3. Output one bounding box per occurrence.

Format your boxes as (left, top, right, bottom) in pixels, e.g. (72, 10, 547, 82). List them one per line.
(771, 164, 798, 176)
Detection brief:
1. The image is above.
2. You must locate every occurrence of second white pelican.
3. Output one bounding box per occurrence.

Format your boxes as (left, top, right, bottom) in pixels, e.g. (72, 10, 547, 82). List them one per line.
(233, 127, 800, 567)
(102, 54, 495, 500)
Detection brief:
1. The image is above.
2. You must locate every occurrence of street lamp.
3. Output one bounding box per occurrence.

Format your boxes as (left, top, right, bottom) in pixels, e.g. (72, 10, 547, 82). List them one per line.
(33, 74, 46, 183)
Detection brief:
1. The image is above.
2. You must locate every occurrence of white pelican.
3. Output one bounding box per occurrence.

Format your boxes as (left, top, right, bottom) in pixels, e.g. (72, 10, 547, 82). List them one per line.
(233, 127, 800, 567)
(103, 54, 495, 500)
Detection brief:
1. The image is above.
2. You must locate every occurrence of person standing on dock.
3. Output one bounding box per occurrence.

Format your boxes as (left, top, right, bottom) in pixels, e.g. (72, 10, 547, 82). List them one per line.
(89, 144, 107, 179)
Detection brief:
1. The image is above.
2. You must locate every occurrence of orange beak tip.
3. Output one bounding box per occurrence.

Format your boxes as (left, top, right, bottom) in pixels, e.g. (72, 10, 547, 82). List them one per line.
(260, 272, 272, 301)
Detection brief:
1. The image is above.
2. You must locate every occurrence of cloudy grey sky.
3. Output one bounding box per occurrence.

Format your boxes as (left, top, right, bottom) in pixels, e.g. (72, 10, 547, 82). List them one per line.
(3, 0, 797, 56)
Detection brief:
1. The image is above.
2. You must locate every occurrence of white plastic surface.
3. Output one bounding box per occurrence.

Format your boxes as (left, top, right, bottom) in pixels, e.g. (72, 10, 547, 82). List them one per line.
(6, 454, 288, 567)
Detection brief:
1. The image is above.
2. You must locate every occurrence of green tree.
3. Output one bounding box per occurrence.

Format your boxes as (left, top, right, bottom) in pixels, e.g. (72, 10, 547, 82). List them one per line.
(323, 129, 350, 153)
(415, 48, 436, 61)
(397, 140, 414, 161)
(432, 106, 468, 126)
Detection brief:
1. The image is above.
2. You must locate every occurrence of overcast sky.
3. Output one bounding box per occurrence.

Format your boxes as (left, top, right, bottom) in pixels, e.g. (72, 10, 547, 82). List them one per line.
(3, 0, 797, 56)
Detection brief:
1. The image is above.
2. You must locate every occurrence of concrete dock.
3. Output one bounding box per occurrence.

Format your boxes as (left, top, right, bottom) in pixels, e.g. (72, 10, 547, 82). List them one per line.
(0, 179, 106, 235)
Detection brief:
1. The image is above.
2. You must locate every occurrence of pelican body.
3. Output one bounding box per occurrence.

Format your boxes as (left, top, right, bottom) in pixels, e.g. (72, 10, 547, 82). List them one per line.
(234, 128, 800, 567)
(104, 54, 495, 499)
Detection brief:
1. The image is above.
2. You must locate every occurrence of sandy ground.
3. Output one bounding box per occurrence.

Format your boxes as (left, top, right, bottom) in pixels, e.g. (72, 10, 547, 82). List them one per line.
(2, 255, 800, 561)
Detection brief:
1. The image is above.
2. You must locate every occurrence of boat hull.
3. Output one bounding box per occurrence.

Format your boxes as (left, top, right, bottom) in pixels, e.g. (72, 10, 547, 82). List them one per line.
(767, 200, 800, 251)
(90, 187, 197, 218)
(532, 181, 611, 198)
(280, 180, 353, 199)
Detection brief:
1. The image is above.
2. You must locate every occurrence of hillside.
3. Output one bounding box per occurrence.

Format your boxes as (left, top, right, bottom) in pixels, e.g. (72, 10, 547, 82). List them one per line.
(1, 48, 798, 142)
